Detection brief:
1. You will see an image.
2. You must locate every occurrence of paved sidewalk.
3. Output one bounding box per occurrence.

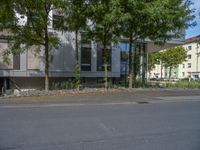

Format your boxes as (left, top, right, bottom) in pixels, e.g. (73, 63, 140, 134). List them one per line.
(0, 89, 200, 106)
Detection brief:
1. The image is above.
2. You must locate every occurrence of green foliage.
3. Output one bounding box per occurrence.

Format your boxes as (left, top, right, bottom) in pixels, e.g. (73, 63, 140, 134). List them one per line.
(52, 81, 75, 90)
(162, 46, 187, 78)
(162, 46, 187, 68)
(63, 0, 89, 89)
(11, 0, 64, 48)
(112, 0, 194, 88)
(88, 0, 120, 42)
(86, 0, 121, 89)
(0, 0, 195, 91)
(0, 0, 15, 31)
(64, 0, 88, 32)
(74, 61, 81, 89)
(5, 0, 66, 91)
(165, 80, 200, 89)
(148, 51, 160, 72)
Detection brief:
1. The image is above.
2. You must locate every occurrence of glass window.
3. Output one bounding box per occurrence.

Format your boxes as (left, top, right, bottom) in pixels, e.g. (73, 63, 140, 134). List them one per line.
(53, 15, 63, 30)
(183, 64, 185, 68)
(81, 47, 91, 71)
(188, 63, 191, 68)
(188, 46, 192, 50)
(13, 54, 20, 70)
(188, 54, 191, 59)
(120, 42, 129, 62)
(182, 72, 185, 77)
(194, 75, 199, 79)
(97, 45, 112, 71)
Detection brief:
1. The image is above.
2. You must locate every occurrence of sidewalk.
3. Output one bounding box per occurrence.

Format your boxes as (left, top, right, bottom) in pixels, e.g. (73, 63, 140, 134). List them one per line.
(0, 89, 200, 106)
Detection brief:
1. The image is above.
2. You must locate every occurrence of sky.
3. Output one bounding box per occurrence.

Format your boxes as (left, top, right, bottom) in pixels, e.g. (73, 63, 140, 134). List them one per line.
(186, 0, 200, 38)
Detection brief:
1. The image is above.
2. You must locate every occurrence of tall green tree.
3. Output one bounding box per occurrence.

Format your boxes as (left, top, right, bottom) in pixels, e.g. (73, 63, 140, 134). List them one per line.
(0, 0, 15, 31)
(148, 51, 160, 77)
(113, 0, 194, 88)
(162, 46, 187, 79)
(64, 0, 88, 89)
(87, 0, 120, 89)
(9, 0, 66, 91)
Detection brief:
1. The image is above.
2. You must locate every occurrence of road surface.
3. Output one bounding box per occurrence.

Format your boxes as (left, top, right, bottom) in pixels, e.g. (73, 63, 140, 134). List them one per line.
(0, 90, 200, 150)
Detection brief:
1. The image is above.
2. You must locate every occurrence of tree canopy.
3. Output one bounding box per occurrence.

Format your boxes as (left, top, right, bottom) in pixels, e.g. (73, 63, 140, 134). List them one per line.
(148, 51, 160, 73)
(162, 46, 187, 72)
(0, 0, 195, 90)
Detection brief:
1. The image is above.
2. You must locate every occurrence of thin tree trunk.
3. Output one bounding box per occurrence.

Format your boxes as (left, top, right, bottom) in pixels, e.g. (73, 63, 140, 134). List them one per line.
(104, 62, 108, 89)
(138, 44, 141, 86)
(75, 30, 80, 90)
(103, 43, 108, 89)
(142, 44, 147, 86)
(161, 61, 163, 78)
(128, 32, 133, 89)
(169, 67, 172, 79)
(133, 44, 137, 85)
(75, 30, 79, 61)
(45, 25, 49, 92)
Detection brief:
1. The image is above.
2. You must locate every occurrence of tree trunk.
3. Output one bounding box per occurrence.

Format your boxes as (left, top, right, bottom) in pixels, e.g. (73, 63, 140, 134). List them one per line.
(169, 67, 172, 79)
(161, 61, 163, 78)
(128, 32, 133, 89)
(75, 30, 80, 90)
(104, 62, 108, 89)
(75, 30, 79, 61)
(133, 44, 137, 86)
(44, 25, 49, 92)
(103, 42, 108, 89)
(138, 44, 141, 86)
(142, 44, 147, 87)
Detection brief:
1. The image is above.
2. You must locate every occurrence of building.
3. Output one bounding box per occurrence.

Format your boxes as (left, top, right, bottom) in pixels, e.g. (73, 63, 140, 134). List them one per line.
(178, 35, 200, 79)
(0, 11, 184, 91)
(149, 35, 200, 80)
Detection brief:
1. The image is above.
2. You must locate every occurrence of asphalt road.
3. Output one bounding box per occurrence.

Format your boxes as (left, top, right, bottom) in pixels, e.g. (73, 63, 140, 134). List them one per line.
(0, 96, 200, 150)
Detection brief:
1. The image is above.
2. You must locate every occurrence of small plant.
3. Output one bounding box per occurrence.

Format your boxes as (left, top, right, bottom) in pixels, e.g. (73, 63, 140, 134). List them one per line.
(74, 61, 81, 90)
(52, 81, 75, 90)
(165, 80, 200, 89)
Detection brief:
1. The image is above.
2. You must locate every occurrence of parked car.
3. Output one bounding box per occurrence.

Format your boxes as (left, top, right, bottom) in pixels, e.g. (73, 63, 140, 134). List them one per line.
(150, 78, 158, 81)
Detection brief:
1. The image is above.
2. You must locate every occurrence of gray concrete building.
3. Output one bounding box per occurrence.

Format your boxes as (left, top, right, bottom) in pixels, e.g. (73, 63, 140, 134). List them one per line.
(0, 13, 184, 91)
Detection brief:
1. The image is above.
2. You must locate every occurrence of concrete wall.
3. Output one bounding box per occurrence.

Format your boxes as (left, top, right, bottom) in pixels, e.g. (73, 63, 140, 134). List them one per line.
(0, 31, 121, 78)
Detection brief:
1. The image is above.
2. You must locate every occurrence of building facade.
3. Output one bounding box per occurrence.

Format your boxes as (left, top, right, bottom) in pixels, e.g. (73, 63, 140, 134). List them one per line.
(0, 11, 184, 91)
(149, 35, 200, 80)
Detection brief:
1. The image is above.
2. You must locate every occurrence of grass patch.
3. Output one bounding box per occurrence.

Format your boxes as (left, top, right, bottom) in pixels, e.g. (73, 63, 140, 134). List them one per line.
(165, 80, 200, 89)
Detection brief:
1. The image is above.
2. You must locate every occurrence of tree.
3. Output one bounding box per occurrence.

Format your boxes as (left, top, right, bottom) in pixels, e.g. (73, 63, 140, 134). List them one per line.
(8, 0, 66, 91)
(162, 46, 187, 79)
(64, 0, 88, 89)
(0, 0, 15, 31)
(87, 0, 120, 89)
(113, 0, 194, 88)
(148, 51, 160, 77)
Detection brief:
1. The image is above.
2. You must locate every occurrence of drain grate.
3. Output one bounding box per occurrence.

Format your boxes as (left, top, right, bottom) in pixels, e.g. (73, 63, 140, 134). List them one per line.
(136, 101, 149, 104)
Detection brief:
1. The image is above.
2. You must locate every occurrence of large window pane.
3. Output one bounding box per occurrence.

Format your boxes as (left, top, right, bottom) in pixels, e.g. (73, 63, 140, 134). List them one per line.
(13, 54, 20, 70)
(81, 47, 91, 71)
(53, 15, 63, 30)
(97, 45, 112, 71)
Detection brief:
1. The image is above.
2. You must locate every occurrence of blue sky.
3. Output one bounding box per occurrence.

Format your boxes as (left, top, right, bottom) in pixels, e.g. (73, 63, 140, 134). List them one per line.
(186, 0, 200, 38)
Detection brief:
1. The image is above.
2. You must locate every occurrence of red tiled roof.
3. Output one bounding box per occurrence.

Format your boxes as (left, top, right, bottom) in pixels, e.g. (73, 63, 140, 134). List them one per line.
(185, 35, 200, 43)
